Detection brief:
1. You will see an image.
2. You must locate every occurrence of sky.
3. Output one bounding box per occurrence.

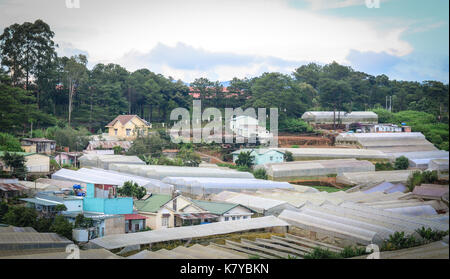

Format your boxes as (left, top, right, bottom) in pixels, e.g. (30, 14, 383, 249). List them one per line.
(0, 0, 448, 83)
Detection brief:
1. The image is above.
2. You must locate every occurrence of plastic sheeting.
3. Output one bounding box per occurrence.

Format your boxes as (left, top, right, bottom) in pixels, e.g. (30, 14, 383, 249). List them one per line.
(278, 200, 449, 246)
(363, 182, 407, 194)
(79, 154, 145, 169)
(336, 170, 414, 185)
(258, 159, 375, 181)
(77, 168, 173, 194)
(301, 111, 378, 124)
(162, 176, 295, 196)
(109, 164, 255, 180)
(272, 148, 393, 161)
(51, 168, 173, 193)
(336, 132, 437, 153)
(385, 205, 437, 217)
(90, 216, 289, 250)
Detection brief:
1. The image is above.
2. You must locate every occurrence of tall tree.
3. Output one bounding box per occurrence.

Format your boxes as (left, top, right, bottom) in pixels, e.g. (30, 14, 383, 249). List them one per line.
(0, 20, 57, 90)
(61, 55, 88, 127)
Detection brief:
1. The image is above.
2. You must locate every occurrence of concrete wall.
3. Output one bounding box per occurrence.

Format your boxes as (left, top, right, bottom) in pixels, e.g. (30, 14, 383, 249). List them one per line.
(25, 154, 50, 173)
(83, 197, 133, 214)
(105, 216, 125, 235)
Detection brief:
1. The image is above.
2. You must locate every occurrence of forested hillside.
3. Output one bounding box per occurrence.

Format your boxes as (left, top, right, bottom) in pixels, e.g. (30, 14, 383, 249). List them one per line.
(0, 20, 448, 149)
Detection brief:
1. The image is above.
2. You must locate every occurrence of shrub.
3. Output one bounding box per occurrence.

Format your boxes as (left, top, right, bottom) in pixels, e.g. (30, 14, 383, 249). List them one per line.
(394, 156, 409, 170)
(253, 168, 268, 180)
(291, 145, 299, 148)
(340, 246, 368, 258)
(407, 171, 423, 192)
(303, 247, 342, 259)
(50, 215, 73, 240)
(381, 232, 421, 251)
(375, 162, 394, 171)
(285, 151, 294, 162)
(0, 133, 23, 152)
(416, 227, 449, 242)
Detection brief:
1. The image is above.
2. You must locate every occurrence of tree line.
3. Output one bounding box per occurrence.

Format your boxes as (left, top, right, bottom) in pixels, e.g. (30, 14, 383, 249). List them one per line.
(1, 19, 448, 138)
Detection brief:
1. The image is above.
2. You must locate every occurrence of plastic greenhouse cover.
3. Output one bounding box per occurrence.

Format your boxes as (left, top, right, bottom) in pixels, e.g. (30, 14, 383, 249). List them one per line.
(89, 215, 289, 250)
(52, 168, 119, 185)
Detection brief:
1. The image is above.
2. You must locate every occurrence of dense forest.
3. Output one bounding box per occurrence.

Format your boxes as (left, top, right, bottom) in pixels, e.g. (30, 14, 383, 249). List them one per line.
(0, 19, 448, 150)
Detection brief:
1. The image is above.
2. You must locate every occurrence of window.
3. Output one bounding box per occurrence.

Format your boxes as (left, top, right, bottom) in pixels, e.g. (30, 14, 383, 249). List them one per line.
(126, 129, 131, 136)
(232, 217, 236, 221)
(225, 217, 229, 221)
(243, 216, 248, 219)
(236, 216, 240, 220)
(270, 156, 273, 161)
(114, 129, 118, 135)
(135, 224, 140, 231)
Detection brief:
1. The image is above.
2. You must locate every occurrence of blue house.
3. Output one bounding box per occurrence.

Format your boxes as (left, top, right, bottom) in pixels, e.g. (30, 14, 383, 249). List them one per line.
(232, 149, 285, 165)
(83, 183, 133, 214)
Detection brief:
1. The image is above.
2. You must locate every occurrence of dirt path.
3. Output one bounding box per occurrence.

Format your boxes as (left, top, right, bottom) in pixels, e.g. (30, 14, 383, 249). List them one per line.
(195, 151, 227, 164)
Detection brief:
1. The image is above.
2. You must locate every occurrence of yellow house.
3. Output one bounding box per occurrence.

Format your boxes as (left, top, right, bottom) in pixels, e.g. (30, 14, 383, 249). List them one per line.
(135, 194, 218, 230)
(105, 115, 151, 140)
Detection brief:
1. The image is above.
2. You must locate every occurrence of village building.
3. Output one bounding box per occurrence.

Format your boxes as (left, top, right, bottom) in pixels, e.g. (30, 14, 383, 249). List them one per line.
(54, 152, 83, 167)
(229, 115, 273, 144)
(105, 115, 151, 140)
(232, 148, 285, 165)
(0, 151, 50, 174)
(21, 192, 84, 215)
(0, 179, 31, 201)
(191, 199, 255, 221)
(135, 194, 219, 230)
(20, 138, 56, 154)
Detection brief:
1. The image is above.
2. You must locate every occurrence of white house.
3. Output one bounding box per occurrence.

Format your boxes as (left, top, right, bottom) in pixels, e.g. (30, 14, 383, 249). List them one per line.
(229, 115, 273, 143)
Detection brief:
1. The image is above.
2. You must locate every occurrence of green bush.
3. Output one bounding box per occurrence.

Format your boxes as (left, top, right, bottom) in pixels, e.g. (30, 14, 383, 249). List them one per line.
(0, 133, 23, 152)
(50, 215, 73, 240)
(285, 151, 294, 162)
(375, 162, 394, 171)
(279, 118, 314, 133)
(253, 168, 268, 180)
(381, 232, 421, 251)
(416, 227, 449, 242)
(394, 156, 409, 170)
(303, 246, 368, 259)
(406, 170, 438, 192)
(303, 247, 342, 259)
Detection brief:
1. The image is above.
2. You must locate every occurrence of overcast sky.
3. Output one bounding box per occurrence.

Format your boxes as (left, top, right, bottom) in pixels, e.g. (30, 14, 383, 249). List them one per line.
(0, 0, 448, 83)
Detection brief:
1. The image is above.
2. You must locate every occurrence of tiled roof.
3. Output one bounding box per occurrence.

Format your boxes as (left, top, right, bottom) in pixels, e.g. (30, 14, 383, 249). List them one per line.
(124, 213, 147, 220)
(134, 194, 172, 213)
(106, 115, 149, 127)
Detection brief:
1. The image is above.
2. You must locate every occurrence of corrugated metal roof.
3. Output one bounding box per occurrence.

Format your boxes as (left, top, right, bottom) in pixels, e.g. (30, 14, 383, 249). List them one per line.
(0, 183, 28, 192)
(90, 216, 289, 250)
(191, 200, 239, 215)
(135, 194, 172, 213)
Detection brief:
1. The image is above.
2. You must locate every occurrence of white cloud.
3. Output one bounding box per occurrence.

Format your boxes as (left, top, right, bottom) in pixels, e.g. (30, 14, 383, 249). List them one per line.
(0, 0, 413, 81)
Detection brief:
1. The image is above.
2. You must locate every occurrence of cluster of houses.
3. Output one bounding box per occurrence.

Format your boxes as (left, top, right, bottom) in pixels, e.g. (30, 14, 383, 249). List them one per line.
(1, 112, 448, 259)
